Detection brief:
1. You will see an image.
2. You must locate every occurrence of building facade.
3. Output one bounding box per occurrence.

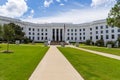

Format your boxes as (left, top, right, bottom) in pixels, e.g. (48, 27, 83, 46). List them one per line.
(0, 16, 120, 44)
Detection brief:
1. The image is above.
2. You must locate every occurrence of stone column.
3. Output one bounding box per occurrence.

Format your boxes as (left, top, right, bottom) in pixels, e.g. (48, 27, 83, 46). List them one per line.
(59, 29, 61, 41)
(62, 29, 64, 41)
(55, 29, 56, 41)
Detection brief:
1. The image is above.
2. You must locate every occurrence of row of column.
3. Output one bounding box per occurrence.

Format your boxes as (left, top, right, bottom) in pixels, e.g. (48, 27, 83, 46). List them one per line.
(52, 29, 64, 41)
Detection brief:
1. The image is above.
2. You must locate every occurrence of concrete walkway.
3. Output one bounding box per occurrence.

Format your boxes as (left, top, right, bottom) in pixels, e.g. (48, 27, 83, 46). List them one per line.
(29, 46, 84, 80)
(70, 46, 120, 60)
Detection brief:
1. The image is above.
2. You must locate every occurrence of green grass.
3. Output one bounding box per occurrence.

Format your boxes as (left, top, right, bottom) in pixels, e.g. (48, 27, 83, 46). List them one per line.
(58, 47, 120, 80)
(80, 44, 120, 56)
(0, 44, 49, 80)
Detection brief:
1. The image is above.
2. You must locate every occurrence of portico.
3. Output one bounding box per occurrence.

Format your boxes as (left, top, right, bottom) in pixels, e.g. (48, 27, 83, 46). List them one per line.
(52, 28, 64, 41)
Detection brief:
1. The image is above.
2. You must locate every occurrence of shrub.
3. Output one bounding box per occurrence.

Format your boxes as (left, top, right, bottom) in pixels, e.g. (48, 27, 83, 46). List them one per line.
(96, 39, 104, 47)
(85, 40, 92, 45)
(106, 41, 115, 47)
(23, 37, 32, 44)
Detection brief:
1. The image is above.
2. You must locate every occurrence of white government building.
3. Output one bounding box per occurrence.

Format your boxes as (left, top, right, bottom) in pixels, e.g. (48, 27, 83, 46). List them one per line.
(0, 16, 120, 44)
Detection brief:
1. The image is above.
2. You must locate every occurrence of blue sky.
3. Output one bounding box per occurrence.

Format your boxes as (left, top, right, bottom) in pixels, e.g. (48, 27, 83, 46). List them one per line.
(0, 0, 117, 23)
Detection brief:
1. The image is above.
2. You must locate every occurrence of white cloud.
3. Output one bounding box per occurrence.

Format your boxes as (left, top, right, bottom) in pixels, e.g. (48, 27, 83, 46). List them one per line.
(91, 0, 116, 7)
(0, 0, 28, 18)
(44, 0, 53, 7)
(60, 3, 64, 6)
(28, 9, 34, 19)
(73, 2, 85, 7)
(22, 8, 111, 24)
(56, 0, 60, 2)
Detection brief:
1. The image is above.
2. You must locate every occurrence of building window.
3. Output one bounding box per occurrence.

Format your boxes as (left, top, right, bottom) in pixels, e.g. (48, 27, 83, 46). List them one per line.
(106, 30, 108, 33)
(67, 33, 69, 35)
(118, 29, 120, 32)
(45, 37, 47, 40)
(33, 33, 35, 35)
(41, 33, 43, 35)
(71, 29, 73, 32)
(38, 29, 39, 31)
(41, 37, 43, 40)
(37, 33, 39, 35)
(90, 28, 92, 31)
(112, 35, 115, 39)
(45, 29, 47, 32)
(83, 32, 85, 35)
(83, 28, 85, 31)
(75, 33, 77, 35)
(96, 36, 98, 39)
(111, 29, 114, 33)
(38, 37, 39, 40)
(32, 37, 34, 40)
(29, 32, 31, 35)
(75, 29, 77, 32)
(80, 37, 82, 40)
(67, 37, 69, 40)
(106, 35, 109, 39)
(41, 29, 43, 32)
(101, 35, 103, 39)
(67, 29, 69, 32)
(75, 37, 77, 40)
(118, 34, 120, 38)
(101, 26, 103, 29)
(21, 27, 23, 30)
(79, 29, 81, 31)
(80, 33, 81, 35)
(96, 26, 98, 29)
(29, 28, 31, 31)
(71, 37, 73, 40)
(45, 33, 47, 35)
(83, 37, 85, 40)
(90, 36, 92, 40)
(101, 31, 103, 34)
(33, 28, 34, 31)
(96, 31, 98, 34)
(71, 33, 73, 35)
(106, 25, 108, 28)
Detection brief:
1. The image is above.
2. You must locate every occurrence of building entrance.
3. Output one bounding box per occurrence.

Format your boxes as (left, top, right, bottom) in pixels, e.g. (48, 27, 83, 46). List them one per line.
(52, 29, 63, 41)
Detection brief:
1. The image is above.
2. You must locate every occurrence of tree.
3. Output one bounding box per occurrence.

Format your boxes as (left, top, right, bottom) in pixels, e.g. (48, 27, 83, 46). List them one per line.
(0, 25, 3, 40)
(8, 23, 25, 41)
(107, 0, 120, 27)
(3, 24, 14, 52)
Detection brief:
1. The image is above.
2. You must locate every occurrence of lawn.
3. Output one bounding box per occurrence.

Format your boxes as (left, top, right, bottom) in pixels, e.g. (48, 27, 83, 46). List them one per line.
(80, 44, 120, 56)
(0, 44, 49, 80)
(58, 47, 120, 80)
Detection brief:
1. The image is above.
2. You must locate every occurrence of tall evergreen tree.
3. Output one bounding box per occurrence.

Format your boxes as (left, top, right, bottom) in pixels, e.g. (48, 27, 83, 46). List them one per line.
(107, 0, 120, 27)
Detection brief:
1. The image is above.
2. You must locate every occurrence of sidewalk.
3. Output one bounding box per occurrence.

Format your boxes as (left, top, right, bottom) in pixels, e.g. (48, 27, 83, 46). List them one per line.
(29, 46, 84, 80)
(70, 46, 120, 60)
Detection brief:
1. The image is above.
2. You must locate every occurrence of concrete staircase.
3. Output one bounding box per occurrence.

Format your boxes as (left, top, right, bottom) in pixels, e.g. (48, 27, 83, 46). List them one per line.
(50, 41, 68, 45)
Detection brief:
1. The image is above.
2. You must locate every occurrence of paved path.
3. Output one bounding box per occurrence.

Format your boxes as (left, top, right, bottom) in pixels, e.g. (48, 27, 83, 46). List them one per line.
(29, 46, 84, 80)
(70, 46, 120, 60)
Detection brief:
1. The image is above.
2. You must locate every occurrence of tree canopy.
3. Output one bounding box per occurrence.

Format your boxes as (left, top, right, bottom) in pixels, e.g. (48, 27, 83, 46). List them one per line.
(8, 23, 25, 41)
(3, 24, 15, 41)
(107, 0, 120, 27)
(0, 25, 2, 37)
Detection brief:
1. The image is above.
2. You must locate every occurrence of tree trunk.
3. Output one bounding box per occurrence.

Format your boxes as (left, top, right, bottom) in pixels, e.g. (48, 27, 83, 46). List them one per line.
(7, 40, 9, 52)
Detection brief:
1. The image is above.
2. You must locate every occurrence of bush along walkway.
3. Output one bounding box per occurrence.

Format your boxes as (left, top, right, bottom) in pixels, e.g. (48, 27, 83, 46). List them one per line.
(70, 46, 120, 60)
(29, 46, 84, 80)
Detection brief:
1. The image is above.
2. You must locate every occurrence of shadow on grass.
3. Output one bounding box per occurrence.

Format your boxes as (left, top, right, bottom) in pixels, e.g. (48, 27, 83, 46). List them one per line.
(0, 50, 14, 53)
